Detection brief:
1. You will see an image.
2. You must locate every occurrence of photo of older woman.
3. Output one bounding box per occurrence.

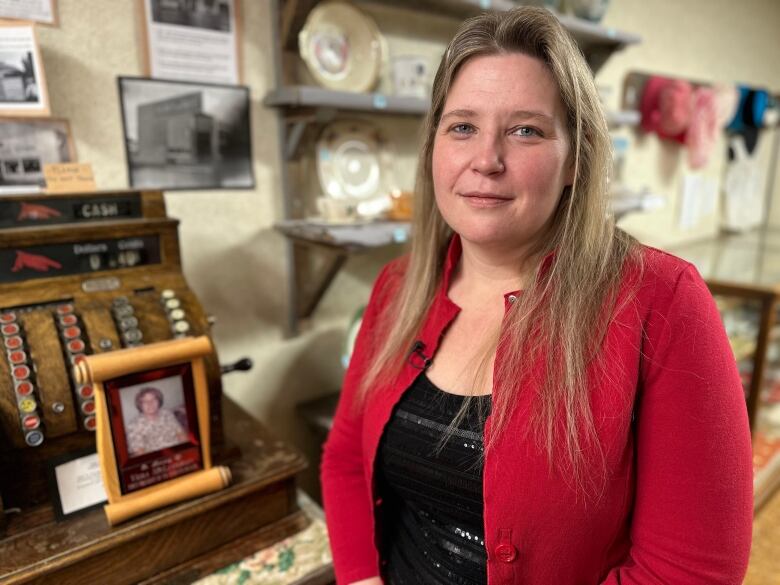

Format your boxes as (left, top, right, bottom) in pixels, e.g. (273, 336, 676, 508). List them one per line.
(124, 384, 188, 457)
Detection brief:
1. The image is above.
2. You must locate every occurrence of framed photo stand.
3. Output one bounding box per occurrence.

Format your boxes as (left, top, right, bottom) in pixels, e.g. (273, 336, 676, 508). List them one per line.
(73, 335, 230, 526)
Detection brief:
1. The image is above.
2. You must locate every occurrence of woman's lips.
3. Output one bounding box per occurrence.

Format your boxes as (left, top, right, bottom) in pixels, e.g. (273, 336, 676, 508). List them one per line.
(459, 192, 513, 208)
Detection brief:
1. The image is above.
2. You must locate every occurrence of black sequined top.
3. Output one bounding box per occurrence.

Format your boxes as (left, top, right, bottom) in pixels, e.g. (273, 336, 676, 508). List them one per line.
(376, 372, 492, 585)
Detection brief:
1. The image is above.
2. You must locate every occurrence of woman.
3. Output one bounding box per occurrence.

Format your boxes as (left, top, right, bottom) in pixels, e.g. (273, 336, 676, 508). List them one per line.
(126, 386, 188, 457)
(321, 7, 752, 585)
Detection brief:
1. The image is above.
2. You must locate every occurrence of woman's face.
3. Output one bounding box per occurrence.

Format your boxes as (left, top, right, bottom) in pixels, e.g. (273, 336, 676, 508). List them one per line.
(139, 393, 161, 416)
(432, 53, 573, 252)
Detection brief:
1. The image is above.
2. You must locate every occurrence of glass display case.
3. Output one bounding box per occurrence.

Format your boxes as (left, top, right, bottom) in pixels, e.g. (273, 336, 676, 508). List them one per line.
(674, 229, 780, 510)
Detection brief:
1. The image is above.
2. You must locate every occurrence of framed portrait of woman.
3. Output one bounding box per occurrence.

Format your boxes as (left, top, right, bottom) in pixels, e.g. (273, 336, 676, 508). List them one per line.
(73, 336, 230, 525)
(105, 362, 202, 494)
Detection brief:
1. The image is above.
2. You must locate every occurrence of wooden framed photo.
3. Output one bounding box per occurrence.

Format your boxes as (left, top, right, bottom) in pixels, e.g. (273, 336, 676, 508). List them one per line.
(0, 1, 58, 26)
(105, 362, 202, 494)
(73, 336, 230, 526)
(0, 118, 75, 192)
(0, 20, 50, 116)
(137, 0, 242, 85)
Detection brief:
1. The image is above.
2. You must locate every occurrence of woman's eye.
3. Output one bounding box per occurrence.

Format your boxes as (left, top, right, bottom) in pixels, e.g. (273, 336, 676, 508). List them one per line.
(513, 126, 541, 137)
(450, 123, 474, 135)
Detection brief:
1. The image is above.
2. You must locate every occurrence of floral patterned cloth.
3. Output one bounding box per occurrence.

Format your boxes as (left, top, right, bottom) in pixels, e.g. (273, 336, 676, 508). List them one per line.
(194, 493, 333, 585)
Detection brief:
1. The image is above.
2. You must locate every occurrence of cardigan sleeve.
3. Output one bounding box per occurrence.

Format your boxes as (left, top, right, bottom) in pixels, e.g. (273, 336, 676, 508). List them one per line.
(600, 263, 753, 584)
(321, 261, 398, 584)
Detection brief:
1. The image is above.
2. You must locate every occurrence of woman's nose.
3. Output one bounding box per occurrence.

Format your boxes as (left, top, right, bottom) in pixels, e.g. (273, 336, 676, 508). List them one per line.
(470, 135, 505, 175)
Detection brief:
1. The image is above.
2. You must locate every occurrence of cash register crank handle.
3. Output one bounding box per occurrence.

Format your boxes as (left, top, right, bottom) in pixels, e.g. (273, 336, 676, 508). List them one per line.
(220, 358, 253, 375)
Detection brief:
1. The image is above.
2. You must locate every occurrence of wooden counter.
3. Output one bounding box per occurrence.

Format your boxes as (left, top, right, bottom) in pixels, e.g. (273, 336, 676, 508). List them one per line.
(0, 398, 308, 585)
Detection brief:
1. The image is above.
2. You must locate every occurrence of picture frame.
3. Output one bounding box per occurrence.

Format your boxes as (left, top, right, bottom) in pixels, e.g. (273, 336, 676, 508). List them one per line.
(117, 76, 254, 191)
(46, 448, 107, 520)
(0, 118, 76, 191)
(0, 20, 50, 116)
(0, 1, 58, 26)
(73, 336, 230, 526)
(137, 0, 242, 85)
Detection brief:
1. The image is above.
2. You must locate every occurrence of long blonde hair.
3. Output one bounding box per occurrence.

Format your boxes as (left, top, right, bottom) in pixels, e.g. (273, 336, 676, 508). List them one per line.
(360, 7, 640, 496)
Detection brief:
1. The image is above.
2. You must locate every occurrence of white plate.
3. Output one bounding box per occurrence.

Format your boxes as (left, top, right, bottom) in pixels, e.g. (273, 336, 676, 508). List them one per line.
(316, 120, 395, 201)
(299, 1, 386, 93)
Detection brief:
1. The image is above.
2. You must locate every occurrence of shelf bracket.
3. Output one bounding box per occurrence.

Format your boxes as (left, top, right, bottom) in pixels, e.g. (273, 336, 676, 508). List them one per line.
(293, 242, 349, 322)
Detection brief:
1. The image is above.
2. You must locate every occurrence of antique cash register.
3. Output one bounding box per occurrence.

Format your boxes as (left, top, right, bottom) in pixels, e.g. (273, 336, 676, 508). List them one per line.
(0, 190, 311, 585)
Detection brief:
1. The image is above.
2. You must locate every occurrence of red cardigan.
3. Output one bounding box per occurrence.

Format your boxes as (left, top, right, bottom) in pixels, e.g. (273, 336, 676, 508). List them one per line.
(321, 236, 753, 584)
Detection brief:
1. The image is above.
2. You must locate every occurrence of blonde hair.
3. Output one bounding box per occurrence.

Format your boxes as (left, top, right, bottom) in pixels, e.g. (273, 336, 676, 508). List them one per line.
(360, 7, 639, 497)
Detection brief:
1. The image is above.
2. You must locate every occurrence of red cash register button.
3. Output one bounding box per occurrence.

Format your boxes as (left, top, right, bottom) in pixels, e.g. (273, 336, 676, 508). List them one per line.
(15, 381, 33, 396)
(71, 353, 86, 365)
(78, 385, 94, 398)
(8, 350, 26, 364)
(2, 323, 19, 336)
(67, 339, 86, 353)
(56, 304, 74, 315)
(81, 400, 95, 415)
(13, 365, 30, 380)
(5, 336, 23, 350)
(0, 313, 15, 323)
(63, 326, 80, 340)
(22, 414, 40, 430)
(84, 416, 96, 431)
(59, 314, 78, 327)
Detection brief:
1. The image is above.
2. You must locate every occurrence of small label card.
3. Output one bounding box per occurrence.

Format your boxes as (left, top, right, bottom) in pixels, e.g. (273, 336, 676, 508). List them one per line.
(49, 450, 107, 519)
(44, 163, 97, 193)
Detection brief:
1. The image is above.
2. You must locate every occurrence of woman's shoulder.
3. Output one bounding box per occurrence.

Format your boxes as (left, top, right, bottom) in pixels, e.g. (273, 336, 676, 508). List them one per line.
(369, 254, 409, 301)
(629, 244, 711, 310)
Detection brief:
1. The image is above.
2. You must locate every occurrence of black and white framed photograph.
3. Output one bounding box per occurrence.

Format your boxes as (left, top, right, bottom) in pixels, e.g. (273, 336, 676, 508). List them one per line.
(139, 0, 241, 84)
(0, 118, 75, 190)
(118, 76, 254, 191)
(0, 22, 49, 116)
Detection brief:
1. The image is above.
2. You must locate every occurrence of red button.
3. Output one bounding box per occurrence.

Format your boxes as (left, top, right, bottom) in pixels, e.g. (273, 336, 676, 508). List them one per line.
(84, 416, 96, 431)
(2, 323, 19, 336)
(0, 313, 15, 323)
(79, 385, 94, 398)
(71, 353, 86, 365)
(59, 314, 78, 327)
(5, 336, 23, 350)
(15, 381, 33, 396)
(81, 400, 95, 415)
(13, 365, 30, 380)
(67, 339, 86, 353)
(495, 544, 517, 563)
(63, 326, 80, 340)
(8, 350, 26, 364)
(56, 304, 74, 315)
(22, 414, 40, 430)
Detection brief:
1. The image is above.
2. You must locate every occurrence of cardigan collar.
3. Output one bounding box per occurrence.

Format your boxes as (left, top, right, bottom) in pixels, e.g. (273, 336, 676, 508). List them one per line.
(439, 233, 555, 308)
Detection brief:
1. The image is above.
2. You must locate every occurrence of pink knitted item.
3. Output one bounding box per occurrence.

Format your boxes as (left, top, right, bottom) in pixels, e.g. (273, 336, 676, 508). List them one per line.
(640, 76, 694, 143)
(686, 87, 718, 169)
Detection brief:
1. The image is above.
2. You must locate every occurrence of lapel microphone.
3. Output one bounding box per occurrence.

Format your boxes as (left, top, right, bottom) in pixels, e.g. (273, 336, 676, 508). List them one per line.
(408, 340, 431, 370)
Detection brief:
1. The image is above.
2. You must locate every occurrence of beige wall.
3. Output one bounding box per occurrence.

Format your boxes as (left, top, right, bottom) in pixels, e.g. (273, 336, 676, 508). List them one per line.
(32, 0, 780, 495)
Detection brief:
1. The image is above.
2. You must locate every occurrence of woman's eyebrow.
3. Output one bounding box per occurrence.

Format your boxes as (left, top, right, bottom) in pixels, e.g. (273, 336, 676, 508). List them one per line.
(440, 108, 554, 123)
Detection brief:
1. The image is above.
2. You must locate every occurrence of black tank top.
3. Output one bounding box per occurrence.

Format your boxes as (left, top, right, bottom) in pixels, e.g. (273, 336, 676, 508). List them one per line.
(376, 372, 491, 585)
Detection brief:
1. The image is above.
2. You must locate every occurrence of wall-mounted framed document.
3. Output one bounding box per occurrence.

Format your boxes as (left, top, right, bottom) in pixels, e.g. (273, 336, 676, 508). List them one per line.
(137, 0, 241, 85)
(73, 336, 231, 526)
(0, 1, 58, 26)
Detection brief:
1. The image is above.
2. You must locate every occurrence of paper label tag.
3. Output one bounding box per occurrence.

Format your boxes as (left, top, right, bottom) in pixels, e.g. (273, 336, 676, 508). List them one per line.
(44, 163, 97, 193)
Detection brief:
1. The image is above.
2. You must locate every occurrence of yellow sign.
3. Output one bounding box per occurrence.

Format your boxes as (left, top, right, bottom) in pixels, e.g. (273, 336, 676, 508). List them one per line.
(43, 163, 97, 193)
